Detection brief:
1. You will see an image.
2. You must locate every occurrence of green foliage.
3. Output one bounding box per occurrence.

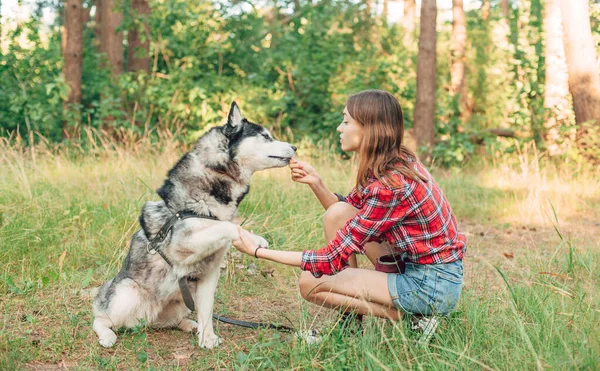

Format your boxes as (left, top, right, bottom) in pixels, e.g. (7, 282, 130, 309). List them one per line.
(2, 1, 600, 165)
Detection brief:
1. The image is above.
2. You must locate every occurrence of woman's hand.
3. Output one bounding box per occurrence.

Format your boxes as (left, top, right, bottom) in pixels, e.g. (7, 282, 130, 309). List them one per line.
(289, 158, 321, 185)
(232, 226, 268, 257)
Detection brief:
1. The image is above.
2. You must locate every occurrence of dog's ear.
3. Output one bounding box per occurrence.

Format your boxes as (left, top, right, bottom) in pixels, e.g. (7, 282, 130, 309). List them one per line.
(224, 102, 243, 137)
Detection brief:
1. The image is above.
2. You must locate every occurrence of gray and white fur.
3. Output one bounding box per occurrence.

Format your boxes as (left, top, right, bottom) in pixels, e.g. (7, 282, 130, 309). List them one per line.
(92, 102, 296, 349)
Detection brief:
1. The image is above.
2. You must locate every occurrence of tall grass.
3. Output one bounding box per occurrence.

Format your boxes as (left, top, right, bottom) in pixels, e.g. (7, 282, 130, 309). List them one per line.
(0, 135, 598, 370)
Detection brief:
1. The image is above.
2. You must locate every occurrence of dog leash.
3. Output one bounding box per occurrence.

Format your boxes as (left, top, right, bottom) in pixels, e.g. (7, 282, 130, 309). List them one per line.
(212, 315, 294, 332)
(147, 209, 294, 333)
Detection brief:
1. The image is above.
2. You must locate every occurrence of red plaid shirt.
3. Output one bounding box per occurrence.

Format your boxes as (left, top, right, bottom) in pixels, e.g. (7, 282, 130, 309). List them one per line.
(301, 159, 466, 277)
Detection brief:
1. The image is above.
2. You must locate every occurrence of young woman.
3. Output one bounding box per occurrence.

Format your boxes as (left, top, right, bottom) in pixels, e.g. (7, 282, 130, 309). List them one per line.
(232, 90, 466, 320)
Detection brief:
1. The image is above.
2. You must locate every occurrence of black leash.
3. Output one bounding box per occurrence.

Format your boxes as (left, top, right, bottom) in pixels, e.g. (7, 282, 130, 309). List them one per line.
(147, 208, 295, 333)
(212, 315, 294, 333)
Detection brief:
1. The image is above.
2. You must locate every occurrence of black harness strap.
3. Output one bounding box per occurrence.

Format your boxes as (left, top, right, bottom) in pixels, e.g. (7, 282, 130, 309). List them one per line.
(147, 209, 218, 311)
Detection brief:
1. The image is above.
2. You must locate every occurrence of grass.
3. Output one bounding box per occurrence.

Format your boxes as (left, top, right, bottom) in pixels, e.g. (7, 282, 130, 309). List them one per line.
(0, 135, 599, 370)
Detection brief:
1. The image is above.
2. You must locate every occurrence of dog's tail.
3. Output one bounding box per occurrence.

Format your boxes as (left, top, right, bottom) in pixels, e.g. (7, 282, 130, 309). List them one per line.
(139, 201, 172, 239)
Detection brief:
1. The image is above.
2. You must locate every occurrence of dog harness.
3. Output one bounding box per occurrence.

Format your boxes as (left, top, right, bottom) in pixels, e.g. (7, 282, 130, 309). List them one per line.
(146, 209, 218, 312)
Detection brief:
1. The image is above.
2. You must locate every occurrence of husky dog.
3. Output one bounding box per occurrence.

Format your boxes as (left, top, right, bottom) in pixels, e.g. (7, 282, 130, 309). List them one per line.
(92, 102, 296, 349)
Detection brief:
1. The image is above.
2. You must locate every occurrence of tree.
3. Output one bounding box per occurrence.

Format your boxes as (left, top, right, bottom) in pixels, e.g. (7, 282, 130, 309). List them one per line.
(63, 0, 83, 138)
(544, 0, 570, 155)
(402, 0, 416, 35)
(450, 0, 466, 99)
(97, 0, 123, 76)
(482, 0, 491, 20)
(127, 0, 150, 73)
(560, 0, 600, 154)
(500, 0, 510, 19)
(382, 0, 388, 26)
(413, 0, 437, 151)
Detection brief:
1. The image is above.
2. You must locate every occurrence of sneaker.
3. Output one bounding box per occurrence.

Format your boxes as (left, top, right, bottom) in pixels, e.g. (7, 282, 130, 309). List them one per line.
(296, 312, 363, 345)
(295, 328, 323, 345)
(410, 316, 440, 347)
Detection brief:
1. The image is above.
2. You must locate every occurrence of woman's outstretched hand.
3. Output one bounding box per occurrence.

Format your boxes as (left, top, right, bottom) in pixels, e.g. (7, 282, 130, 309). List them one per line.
(289, 158, 321, 185)
(232, 226, 267, 257)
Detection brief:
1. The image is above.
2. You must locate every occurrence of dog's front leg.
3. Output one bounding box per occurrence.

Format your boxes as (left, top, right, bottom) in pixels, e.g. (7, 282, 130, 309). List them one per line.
(195, 265, 221, 349)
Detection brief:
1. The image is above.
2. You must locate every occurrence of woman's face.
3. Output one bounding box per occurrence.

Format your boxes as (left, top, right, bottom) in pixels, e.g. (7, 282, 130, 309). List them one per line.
(337, 107, 364, 152)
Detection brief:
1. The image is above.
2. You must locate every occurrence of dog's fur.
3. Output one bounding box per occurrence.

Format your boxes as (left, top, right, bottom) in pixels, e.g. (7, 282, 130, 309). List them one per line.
(92, 103, 296, 348)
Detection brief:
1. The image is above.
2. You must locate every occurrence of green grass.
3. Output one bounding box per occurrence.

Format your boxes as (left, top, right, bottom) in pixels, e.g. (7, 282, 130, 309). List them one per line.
(1, 139, 599, 370)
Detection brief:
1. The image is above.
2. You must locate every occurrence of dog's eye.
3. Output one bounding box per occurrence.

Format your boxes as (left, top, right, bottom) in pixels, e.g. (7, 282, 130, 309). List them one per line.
(262, 134, 271, 140)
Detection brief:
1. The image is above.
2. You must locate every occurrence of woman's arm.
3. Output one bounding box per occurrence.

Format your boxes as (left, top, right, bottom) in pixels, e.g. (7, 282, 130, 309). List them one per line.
(290, 159, 339, 210)
(233, 226, 302, 267)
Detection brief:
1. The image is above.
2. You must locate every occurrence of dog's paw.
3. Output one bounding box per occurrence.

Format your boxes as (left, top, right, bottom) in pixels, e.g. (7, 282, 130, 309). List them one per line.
(253, 235, 269, 249)
(199, 333, 222, 349)
(178, 319, 199, 333)
(98, 332, 117, 348)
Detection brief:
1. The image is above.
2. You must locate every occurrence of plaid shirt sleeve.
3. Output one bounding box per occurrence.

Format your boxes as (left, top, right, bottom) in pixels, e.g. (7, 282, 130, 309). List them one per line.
(301, 185, 409, 277)
(341, 187, 362, 209)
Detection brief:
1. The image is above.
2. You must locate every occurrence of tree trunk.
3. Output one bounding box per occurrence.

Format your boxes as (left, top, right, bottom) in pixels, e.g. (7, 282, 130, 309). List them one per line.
(62, 0, 84, 138)
(501, 0, 510, 19)
(402, 0, 416, 34)
(127, 0, 150, 73)
(482, 0, 491, 20)
(382, 0, 388, 26)
(450, 0, 466, 98)
(97, 0, 123, 76)
(560, 0, 600, 153)
(413, 0, 437, 151)
(544, 0, 570, 155)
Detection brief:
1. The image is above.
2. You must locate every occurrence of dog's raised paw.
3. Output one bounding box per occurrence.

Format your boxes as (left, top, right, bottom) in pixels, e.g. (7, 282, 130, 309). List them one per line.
(253, 235, 269, 249)
(199, 334, 222, 349)
(98, 332, 117, 348)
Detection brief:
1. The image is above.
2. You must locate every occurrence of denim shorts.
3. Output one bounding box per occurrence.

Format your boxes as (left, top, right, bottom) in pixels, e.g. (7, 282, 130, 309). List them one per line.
(387, 260, 464, 316)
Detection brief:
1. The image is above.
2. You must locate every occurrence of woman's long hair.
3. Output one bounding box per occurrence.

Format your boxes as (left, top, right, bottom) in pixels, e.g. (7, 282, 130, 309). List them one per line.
(346, 90, 428, 189)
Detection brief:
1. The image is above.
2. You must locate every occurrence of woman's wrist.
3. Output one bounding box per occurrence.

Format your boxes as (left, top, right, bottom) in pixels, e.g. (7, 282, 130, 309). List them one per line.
(308, 177, 324, 189)
(254, 246, 264, 258)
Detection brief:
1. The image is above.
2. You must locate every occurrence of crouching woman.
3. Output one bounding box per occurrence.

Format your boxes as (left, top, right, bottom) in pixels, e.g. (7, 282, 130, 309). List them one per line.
(233, 90, 466, 320)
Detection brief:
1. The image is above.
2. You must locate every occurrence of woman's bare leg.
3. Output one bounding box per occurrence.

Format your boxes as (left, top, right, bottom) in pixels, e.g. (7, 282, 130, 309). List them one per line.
(299, 201, 400, 319)
(298, 269, 400, 320)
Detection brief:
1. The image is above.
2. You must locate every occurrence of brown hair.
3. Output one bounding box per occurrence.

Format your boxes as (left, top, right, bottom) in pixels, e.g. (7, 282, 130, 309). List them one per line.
(345, 90, 428, 189)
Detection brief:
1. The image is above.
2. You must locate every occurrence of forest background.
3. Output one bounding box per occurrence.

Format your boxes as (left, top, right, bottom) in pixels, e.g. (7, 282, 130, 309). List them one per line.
(1, 0, 600, 369)
(1, 0, 599, 165)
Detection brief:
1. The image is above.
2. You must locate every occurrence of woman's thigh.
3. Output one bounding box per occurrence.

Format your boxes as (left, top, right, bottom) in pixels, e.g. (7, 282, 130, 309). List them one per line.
(300, 268, 394, 307)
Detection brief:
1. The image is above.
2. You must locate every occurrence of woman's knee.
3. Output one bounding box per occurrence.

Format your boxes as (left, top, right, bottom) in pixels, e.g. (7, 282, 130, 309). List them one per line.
(298, 271, 318, 300)
(323, 202, 358, 229)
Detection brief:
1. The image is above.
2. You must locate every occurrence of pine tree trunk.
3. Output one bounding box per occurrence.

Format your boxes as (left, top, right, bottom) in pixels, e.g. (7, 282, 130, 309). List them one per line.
(482, 0, 491, 20)
(97, 0, 123, 76)
(501, 0, 510, 18)
(544, 0, 570, 155)
(414, 0, 437, 151)
(382, 0, 388, 26)
(560, 0, 600, 153)
(63, 0, 83, 138)
(450, 0, 466, 98)
(403, 0, 416, 35)
(127, 0, 150, 73)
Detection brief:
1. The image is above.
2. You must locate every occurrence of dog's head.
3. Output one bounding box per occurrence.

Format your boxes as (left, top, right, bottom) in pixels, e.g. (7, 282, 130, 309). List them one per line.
(222, 102, 296, 172)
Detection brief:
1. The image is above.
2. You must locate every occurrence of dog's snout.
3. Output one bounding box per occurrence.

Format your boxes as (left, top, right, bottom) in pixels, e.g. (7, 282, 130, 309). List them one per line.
(291, 145, 297, 152)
